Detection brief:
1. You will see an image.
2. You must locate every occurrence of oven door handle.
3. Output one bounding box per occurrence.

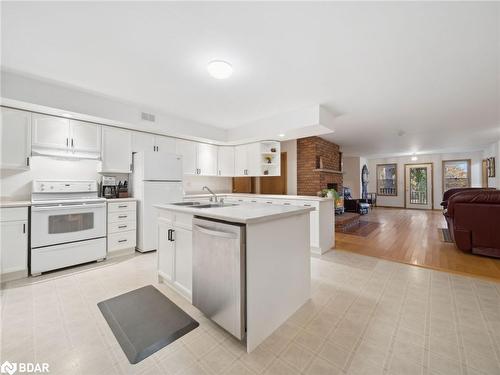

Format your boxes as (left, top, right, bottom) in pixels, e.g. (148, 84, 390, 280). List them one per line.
(32, 203, 106, 211)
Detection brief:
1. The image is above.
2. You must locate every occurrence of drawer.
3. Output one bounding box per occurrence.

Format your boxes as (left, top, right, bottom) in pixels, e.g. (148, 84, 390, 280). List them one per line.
(108, 220, 136, 234)
(108, 211, 136, 223)
(0, 207, 28, 222)
(108, 230, 136, 252)
(108, 201, 136, 213)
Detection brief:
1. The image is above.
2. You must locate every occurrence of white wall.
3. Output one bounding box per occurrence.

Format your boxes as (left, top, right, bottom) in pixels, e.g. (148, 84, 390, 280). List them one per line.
(343, 157, 361, 198)
(367, 150, 484, 209)
(281, 139, 297, 195)
(0, 156, 102, 200)
(183, 175, 232, 194)
(1, 70, 227, 142)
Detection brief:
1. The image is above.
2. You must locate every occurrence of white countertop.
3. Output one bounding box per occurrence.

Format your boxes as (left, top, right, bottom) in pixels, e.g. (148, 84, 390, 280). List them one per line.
(0, 199, 31, 208)
(106, 197, 137, 202)
(184, 193, 332, 202)
(155, 202, 314, 224)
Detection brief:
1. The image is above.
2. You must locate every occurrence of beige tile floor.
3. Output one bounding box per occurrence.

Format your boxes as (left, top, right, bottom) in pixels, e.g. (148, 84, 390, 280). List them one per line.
(1, 250, 500, 375)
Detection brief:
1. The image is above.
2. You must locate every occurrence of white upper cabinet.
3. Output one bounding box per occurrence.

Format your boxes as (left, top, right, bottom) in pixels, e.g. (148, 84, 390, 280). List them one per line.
(176, 139, 197, 175)
(217, 146, 235, 176)
(197, 143, 218, 176)
(132, 131, 155, 153)
(99, 127, 132, 173)
(155, 136, 176, 153)
(0, 108, 31, 170)
(132, 132, 176, 153)
(234, 144, 249, 176)
(32, 114, 100, 158)
(32, 113, 70, 151)
(246, 142, 261, 176)
(69, 120, 101, 154)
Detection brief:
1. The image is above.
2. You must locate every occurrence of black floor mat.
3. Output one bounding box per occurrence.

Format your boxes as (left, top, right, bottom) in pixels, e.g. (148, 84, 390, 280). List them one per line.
(98, 285, 199, 364)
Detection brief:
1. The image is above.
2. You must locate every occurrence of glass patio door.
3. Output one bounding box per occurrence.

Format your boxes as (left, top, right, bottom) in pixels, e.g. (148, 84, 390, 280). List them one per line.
(405, 163, 433, 209)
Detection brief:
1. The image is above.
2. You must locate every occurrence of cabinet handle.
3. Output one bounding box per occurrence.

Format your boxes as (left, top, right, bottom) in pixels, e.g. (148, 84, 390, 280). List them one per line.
(304, 204, 312, 207)
(118, 239, 127, 243)
(266, 201, 273, 204)
(26, 157, 30, 166)
(118, 205, 127, 208)
(66, 138, 69, 147)
(168, 229, 175, 241)
(167, 229, 171, 241)
(118, 225, 127, 229)
(118, 215, 127, 218)
(284, 203, 291, 205)
(23, 223, 26, 233)
(71, 138, 74, 148)
(251, 200, 257, 203)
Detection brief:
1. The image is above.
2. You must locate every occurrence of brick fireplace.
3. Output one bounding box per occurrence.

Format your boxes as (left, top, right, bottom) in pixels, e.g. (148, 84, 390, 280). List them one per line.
(297, 136, 343, 196)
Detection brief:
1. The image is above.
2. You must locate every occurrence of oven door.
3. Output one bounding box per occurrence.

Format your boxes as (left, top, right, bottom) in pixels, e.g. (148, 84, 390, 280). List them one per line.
(31, 202, 106, 248)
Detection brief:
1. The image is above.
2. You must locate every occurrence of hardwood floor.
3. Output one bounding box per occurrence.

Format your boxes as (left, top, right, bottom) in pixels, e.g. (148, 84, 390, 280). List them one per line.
(335, 207, 500, 280)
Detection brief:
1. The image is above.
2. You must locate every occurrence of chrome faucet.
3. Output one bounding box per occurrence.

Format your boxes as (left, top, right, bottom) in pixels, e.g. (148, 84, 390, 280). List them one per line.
(202, 186, 218, 202)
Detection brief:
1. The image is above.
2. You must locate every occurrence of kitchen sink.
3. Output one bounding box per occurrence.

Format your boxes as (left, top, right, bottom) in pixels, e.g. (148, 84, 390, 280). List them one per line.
(192, 203, 238, 209)
(171, 201, 202, 206)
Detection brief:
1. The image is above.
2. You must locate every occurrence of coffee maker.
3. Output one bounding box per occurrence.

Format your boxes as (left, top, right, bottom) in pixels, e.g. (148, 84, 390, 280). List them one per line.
(101, 176, 117, 199)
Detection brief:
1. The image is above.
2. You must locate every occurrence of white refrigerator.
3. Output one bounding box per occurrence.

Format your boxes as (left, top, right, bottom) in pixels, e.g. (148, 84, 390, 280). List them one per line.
(131, 151, 183, 252)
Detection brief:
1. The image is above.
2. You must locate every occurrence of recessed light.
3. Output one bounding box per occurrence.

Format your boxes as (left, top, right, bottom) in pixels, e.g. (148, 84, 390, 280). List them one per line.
(278, 133, 285, 137)
(207, 60, 233, 79)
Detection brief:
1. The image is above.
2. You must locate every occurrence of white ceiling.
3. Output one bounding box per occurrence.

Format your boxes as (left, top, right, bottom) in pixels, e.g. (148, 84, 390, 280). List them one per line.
(1, 1, 499, 156)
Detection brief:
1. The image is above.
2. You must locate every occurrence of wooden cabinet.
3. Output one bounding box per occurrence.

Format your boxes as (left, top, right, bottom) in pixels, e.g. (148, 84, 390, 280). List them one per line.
(32, 113, 70, 151)
(100, 127, 132, 173)
(0, 108, 31, 170)
(197, 143, 218, 176)
(32, 113, 101, 158)
(0, 207, 28, 280)
(107, 200, 137, 256)
(157, 212, 193, 300)
(217, 146, 235, 176)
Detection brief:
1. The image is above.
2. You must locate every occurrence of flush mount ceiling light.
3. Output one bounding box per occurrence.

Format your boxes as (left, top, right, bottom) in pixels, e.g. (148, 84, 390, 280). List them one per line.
(411, 154, 418, 161)
(207, 60, 233, 79)
(278, 133, 285, 137)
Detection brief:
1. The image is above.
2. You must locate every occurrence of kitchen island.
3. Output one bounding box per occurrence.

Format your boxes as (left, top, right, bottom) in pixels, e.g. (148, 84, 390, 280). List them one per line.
(154, 201, 313, 352)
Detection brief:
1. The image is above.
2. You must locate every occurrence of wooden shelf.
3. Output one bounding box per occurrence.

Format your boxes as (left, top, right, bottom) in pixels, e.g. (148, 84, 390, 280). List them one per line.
(313, 168, 344, 174)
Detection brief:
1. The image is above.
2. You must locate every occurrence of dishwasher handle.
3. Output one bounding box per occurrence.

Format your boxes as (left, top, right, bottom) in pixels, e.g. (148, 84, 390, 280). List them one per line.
(193, 224, 238, 239)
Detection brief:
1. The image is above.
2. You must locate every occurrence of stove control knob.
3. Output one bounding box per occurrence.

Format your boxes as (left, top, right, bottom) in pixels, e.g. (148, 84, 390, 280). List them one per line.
(88, 184, 91, 190)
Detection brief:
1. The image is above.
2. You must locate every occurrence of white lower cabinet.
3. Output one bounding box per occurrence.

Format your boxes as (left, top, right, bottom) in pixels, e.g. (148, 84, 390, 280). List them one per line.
(107, 200, 137, 256)
(0, 207, 28, 280)
(157, 212, 193, 300)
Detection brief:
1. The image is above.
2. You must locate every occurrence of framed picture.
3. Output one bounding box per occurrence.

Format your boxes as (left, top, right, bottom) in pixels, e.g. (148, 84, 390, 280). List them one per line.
(376, 163, 397, 196)
(487, 157, 496, 177)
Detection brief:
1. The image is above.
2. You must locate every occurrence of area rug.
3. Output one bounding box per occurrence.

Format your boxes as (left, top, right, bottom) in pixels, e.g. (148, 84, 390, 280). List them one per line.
(439, 228, 454, 243)
(342, 221, 381, 237)
(98, 285, 199, 364)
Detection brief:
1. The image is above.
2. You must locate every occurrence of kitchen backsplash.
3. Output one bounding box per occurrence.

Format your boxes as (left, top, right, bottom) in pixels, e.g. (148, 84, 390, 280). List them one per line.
(183, 175, 232, 194)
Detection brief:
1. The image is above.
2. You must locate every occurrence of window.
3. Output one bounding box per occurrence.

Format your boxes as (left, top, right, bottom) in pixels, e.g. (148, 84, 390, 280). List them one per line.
(442, 160, 471, 191)
(376, 164, 397, 196)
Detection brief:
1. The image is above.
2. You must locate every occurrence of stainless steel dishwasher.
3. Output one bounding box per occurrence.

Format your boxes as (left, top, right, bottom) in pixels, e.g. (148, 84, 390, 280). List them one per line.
(192, 217, 246, 340)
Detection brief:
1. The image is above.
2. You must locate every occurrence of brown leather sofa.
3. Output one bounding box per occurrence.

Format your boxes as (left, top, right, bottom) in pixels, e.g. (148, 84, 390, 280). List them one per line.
(441, 187, 495, 209)
(444, 190, 500, 258)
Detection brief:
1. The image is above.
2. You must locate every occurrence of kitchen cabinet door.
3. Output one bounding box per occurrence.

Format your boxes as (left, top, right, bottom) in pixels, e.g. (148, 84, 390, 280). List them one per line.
(246, 142, 261, 176)
(132, 131, 155, 153)
(197, 143, 218, 176)
(100, 127, 132, 173)
(234, 145, 248, 176)
(0, 108, 31, 170)
(32, 113, 70, 151)
(69, 120, 101, 154)
(173, 225, 192, 297)
(176, 139, 197, 175)
(217, 146, 235, 176)
(157, 218, 174, 282)
(154, 136, 176, 153)
(0, 219, 28, 275)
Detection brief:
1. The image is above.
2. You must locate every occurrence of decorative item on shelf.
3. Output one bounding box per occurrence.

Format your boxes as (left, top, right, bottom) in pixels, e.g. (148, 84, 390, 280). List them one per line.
(487, 157, 496, 177)
(263, 170, 269, 175)
(264, 156, 272, 164)
(270, 147, 276, 153)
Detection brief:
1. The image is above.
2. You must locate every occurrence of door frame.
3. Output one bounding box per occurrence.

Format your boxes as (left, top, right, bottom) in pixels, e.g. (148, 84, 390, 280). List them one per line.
(404, 162, 434, 210)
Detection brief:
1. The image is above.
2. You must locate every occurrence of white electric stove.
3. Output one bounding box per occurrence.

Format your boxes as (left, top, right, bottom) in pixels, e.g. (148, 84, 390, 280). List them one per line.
(30, 180, 107, 275)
